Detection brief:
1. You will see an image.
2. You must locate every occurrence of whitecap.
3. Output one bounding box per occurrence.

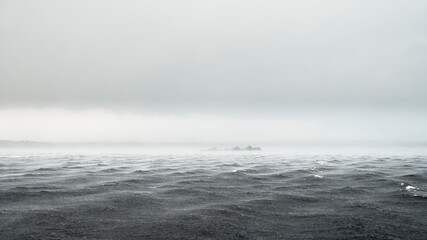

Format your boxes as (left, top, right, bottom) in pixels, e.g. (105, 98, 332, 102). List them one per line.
(314, 175, 324, 179)
(316, 161, 328, 166)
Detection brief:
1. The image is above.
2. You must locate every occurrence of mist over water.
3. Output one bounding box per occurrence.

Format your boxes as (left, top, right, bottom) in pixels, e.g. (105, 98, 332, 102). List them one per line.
(1, 0, 427, 239)
(1, 147, 426, 239)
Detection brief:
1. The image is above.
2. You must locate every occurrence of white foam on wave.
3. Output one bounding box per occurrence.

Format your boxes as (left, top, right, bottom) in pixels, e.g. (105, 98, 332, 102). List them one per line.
(311, 167, 323, 172)
(316, 161, 329, 166)
(406, 185, 418, 191)
(314, 175, 324, 179)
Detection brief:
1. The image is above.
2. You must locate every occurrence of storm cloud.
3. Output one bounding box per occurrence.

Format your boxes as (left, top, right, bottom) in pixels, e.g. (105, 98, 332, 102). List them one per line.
(1, 0, 426, 110)
(0, 0, 426, 142)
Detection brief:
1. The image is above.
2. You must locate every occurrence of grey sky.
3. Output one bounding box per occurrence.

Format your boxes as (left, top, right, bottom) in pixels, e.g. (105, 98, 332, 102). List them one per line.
(1, 0, 426, 110)
(0, 0, 426, 142)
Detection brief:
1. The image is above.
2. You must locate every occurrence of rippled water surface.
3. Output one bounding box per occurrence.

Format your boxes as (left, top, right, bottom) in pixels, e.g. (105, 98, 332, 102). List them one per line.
(1, 149, 426, 239)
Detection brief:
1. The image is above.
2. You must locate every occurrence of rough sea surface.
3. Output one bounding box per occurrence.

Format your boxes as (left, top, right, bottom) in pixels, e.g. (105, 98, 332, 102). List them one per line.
(0, 148, 426, 239)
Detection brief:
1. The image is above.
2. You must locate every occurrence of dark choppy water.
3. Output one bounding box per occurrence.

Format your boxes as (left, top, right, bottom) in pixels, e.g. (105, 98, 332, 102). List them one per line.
(1, 149, 426, 239)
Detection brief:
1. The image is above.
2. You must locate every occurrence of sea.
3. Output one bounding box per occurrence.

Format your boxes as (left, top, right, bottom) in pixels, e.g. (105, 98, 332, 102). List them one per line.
(0, 146, 426, 239)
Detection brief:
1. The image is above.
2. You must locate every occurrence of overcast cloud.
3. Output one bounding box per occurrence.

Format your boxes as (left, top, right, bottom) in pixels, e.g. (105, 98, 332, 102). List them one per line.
(0, 0, 426, 143)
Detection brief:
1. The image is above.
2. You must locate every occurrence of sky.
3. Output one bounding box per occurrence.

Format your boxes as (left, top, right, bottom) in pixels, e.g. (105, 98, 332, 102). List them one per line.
(0, 0, 426, 144)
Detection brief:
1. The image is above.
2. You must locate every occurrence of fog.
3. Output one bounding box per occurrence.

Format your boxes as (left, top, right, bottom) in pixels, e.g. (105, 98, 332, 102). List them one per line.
(1, 0, 426, 143)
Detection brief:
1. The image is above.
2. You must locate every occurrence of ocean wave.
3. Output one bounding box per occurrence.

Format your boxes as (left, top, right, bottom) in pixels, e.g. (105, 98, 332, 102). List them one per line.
(0, 152, 426, 239)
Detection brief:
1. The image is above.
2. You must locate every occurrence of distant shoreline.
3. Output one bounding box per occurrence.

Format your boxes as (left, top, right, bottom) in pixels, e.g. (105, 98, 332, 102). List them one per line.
(1, 140, 427, 149)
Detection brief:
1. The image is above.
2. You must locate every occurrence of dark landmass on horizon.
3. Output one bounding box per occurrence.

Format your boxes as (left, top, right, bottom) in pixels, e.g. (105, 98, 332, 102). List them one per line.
(1, 140, 427, 149)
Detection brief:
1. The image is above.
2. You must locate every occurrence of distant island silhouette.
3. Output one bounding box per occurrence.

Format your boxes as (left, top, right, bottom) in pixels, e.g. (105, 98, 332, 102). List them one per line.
(209, 145, 262, 151)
